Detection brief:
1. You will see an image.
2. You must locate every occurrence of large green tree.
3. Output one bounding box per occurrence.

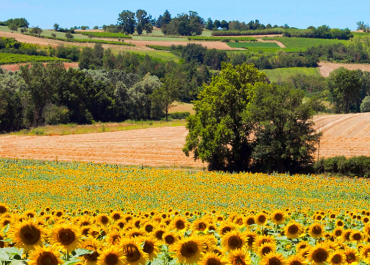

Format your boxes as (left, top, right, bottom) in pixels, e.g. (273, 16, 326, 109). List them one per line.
(327, 67, 361, 113)
(118, 10, 136, 34)
(183, 63, 320, 172)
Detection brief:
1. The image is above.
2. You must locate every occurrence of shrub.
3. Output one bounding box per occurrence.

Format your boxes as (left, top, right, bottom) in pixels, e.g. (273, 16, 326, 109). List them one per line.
(360, 96, 370, 112)
(42, 104, 70, 125)
(168, 112, 190, 119)
(314, 156, 370, 178)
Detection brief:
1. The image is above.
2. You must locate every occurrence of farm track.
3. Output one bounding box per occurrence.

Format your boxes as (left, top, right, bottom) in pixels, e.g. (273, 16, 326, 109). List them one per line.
(1, 113, 370, 167)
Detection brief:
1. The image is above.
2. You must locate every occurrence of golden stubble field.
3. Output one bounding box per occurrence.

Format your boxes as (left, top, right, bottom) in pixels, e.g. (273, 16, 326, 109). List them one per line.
(0, 113, 370, 167)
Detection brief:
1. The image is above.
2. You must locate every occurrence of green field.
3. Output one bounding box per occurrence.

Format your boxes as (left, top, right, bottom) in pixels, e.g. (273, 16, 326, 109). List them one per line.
(268, 37, 347, 50)
(227, 42, 280, 49)
(261, 67, 321, 82)
(79, 32, 131, 39)
(132, 35, 187, 41)
(0, 52, 68, 64)
(118, 49, 180, 62)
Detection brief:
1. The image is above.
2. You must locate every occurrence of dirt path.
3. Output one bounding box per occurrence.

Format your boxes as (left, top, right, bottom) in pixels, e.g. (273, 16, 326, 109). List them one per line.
(1, 62, 79, 71)
(318, 62, 370, 77)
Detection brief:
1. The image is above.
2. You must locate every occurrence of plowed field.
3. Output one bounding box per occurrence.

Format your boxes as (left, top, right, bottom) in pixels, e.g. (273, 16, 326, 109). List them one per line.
(0, 113, 369, 167)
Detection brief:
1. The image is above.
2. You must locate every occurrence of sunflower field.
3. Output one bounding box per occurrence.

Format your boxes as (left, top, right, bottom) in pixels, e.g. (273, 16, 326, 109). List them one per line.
(1, 159, 370, 265)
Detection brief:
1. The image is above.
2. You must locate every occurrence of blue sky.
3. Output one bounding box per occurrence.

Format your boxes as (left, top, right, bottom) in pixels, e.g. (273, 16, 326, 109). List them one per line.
(0, 0, 367, 30)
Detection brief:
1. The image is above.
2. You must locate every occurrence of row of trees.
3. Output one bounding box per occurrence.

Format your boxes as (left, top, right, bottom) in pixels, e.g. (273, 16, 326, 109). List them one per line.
(283, 25, 353, 40)
(0, 18, 29, 28)
(0, 62, 181, 132)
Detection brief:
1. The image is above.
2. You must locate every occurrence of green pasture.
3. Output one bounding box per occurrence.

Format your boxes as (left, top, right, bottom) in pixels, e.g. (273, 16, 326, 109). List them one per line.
(261, 67, 321, 83)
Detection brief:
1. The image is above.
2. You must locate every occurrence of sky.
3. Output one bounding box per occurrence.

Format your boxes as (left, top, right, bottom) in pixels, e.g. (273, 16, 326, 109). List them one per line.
(0, 0, 368, 30)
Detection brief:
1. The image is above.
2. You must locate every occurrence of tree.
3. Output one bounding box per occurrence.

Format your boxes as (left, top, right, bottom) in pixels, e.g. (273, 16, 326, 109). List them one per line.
(65, 33, 74, 39)
(184, 63, 320, 172)
(249, 83, 320, 173)
(183, 63, 268, 171)
(213, 20, 221, 29)
(51, 33, 56, 38)
(327, 67, 361, 113)
(150, 76, 180, 121)
(30, 27, 42, 36)
(220, 20, 229, 30)
(361, 96, 370, 112)
(136, 9, 152, 35)
(117, 10, 136, 34)
(54, 23, 59, 31)
(205, 18, 214, 30)
(357, 21, 369, 32)
(8, 23, 18, 33)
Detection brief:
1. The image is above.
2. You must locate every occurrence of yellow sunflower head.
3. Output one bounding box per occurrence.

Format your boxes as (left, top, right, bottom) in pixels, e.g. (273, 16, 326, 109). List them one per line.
(97, 246, 125, 265)
(221, 231, 248, 251)
(28, 246, 63, 265)
(96, 214, 110, 226)
(228, 248, 251, 265)
(163, 231, 180, 246)
(349, 231, 363, 243)
(139, 236, 160, 261)
(286, 254, 306, 265)
(245, 215, 255, 226)
(271, 210, 285, 225)
(253, 235, 275, 252)
(11, 220, 45, 251)
(260, 252, 287, 265)
(217, 222, 235, 236)
(121, 238, 148, 265)
(308, 223, 325, 239)
(201, 235, 217, 252)
(172, 236, 205, 264)
(360, 244, 370, 260)
(171, 216, 188, 232)
(328, 250, 346, 265)
(192, 219, 209, 232)
(105, 230, 122, 245)
(0, 204, 8, 215)
(50, 224, 81, 252)
(80, 237, 100, 265)
(284, 222, 303, 239)
(255, 213, 268, 226)
(199, 252, 228, 265)
(257, 242, 277, 257)
(344, 247, 359, 264)
(308, 244, 330, 265)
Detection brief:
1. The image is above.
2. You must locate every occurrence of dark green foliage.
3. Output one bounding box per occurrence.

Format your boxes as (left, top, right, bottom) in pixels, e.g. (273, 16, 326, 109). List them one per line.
(183, 63, 320, 173)
(117, 10, 136, 34)
(314, 156, 370, 178)
(168, 112, 190, 119)
(162, 12, 203, 36)
(212, 29, 285, 36)
(283, 25, 353, 40)
(1, 18, 29, 28)
(52, 46, 80, 62)
(65, 33, 74, 40)
(8, 23, 18, 32)
(327, 67, 362, 113)
(361, 96, 370, 112)
(79, 32, 132, 39)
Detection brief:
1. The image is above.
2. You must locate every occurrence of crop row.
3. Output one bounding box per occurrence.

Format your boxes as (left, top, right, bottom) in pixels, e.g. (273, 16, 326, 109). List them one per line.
(0, 52, 69, 65)
(79, 32, 132, 39)
(188, 36, 257, 41)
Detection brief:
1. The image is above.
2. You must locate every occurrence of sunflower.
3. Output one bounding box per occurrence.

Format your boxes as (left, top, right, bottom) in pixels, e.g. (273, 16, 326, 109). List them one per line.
(143, 222, 156, 233)
(327, 250, 346, 265)
(138, 237, 160, 261)
(349, 231, 363, 243)
(172, 236, 205, 264)
(199, 252, 228, 265)
(244, 231, 257, 250)
(121, 238, 148, 265)
(255, 213, 268, 226)
(253, 235, 275, 251)
(110, 211, 123, 222)
(80, 237, 100, 265)
(218, 222, 235, 235)
(308, 223, 325, 238)
(105, 230, 122, 245)
(343, 248, 359, 264)
(0, 204, 8, 215)
(171, 216, 188, 232)
(163, 231, 180, 246)
(271, 210, 285, 225)
(360, 244, 370, 260)
(228, 248, 251, 265)
(201, 235, 217, 252)
(342, 230, 352, 242)
(308, 244, 330, 265)
(284, 222, 303, 239)
(97, 246, 125, 265)
(97, 214, 110, 226)
(192, 219, 208, 232)
(28, 246, 63, 265)
(153, 228, 166, 241)
(335, 220, 344, 227)
(245, 215, 256, 226)
(260, 252, 287, 265)
(333, 228, 343, 238)
(126, 229, 145, 238)
(286, 255, 306, 265)
(257, 242, 277, 257)
(11, 219, 45, 251)
(221, 231, 248, 251)
(50, 224, 81, 252)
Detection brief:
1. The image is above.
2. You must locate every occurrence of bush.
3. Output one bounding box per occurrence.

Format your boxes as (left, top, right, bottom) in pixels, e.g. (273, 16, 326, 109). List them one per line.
(42, 104, 70, 125)
(314, 156, 370, 177)
(168, 112, 190, 119)
(360, 96, 370, 112)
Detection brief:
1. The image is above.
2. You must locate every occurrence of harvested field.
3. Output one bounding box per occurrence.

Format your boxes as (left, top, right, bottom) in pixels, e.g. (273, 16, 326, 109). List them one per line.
(0, 127, 205, 168)
(0, 31, 60, 46)
(318, 62, 370, 77)
(0, 113, 369, 168)
(314, 113, 370, 158)
(0, 62, 79, 71)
